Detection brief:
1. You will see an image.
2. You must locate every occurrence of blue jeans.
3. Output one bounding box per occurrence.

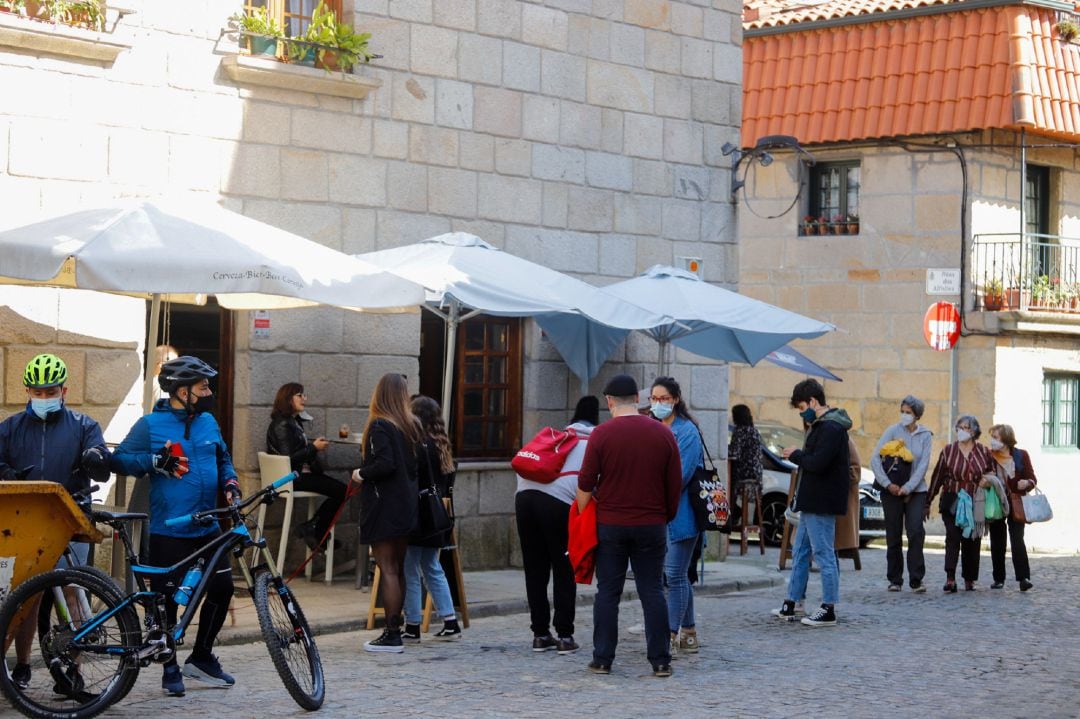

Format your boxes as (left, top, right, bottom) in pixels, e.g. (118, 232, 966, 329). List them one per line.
(787, 513, 839, 606)
(593, 523, 670, 667)
(404, 546, 455, 624)
(664, 534, 698, 632)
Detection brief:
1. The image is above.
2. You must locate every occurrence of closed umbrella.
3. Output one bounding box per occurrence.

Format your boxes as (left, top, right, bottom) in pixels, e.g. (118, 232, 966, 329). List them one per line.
(357, 233, 675, 419)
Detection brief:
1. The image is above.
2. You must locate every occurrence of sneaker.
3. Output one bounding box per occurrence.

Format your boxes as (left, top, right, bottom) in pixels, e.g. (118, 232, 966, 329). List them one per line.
(991, 581, 1005, 589)
(364, 628, 404, 653)
(11, 663, 30, 690)
(771, 600, 799, 621)
(402, 623, 422, 644)
(1020, 579, 1034, 592)
(587, 660, 611, 675)
(669, 632, 679, 660)
(627, 623, 645, 635)
(162, 665, 186, 697)
(183, 654, 236, 687)
(800, 604, 837, 627)
(679, 630, 699, 654)
(532, 634, 557, 652)
(51, 665, 90, 699)
(434, 619, 462, 641)
(911, 583, 927, 594)
(652, 663, 673, 678)
(887, 583, 902, 592)
(555, 636, 579, 655)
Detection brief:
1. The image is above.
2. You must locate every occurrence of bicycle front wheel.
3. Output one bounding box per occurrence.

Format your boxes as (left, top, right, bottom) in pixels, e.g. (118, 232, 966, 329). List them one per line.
(252, 571, 324, 710)
(0, 568, 140, 719)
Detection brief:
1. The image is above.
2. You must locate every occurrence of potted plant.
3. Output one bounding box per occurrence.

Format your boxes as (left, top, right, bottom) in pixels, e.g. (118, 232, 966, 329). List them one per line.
(983, 278, 1004, 311)
(846, 212, 859, 234)
(231, 6, 283, 57)
(0, 0, 26, 14)
(817, 215, 830, 235)
(1056, 18, 1079, 42)
(1030, 274, 1055, 309)
(830, 214, 846, 234)
(301, 1, 373, 72)
(64, 0, 104, 30)
(802, 215, 816, 235)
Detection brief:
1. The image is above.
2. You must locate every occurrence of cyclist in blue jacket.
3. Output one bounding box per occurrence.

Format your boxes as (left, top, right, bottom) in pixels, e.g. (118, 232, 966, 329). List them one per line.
(0, 353, 109, 695)
(110, 355, 240, 697)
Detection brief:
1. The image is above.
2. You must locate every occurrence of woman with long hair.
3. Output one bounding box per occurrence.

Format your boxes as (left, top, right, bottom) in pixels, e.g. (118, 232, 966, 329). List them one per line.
(402, 395, 462, 642)
(354, 373, 422, 652)
(266, 382, 346, 552)
(649, 376, 703, 657)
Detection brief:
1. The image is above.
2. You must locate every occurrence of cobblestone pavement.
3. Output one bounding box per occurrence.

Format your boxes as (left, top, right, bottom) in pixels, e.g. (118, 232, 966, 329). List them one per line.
(6, 547, 1078, 719)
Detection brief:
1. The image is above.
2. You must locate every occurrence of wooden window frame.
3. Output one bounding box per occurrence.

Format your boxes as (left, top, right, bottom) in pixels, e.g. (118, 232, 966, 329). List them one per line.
(242, 0, 343, 38)
(1042, 373, 1079, 449)
(453, 316, 523, 461)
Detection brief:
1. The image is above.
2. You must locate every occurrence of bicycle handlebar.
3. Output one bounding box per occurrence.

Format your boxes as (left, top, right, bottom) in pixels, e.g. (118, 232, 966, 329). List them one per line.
(164, 472, 298, 528)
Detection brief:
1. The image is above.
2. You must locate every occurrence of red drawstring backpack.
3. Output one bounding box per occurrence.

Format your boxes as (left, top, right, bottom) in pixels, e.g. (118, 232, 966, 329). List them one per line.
(510, 426, 580, 483)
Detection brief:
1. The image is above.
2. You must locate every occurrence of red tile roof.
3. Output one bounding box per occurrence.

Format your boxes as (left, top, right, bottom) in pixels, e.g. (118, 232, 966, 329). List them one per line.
(742, 4, 1080, 145)
(744, 0, 956, 30)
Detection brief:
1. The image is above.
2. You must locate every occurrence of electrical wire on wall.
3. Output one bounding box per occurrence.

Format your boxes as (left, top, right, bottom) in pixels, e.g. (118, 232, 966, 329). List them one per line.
(739, 158, 805, 220)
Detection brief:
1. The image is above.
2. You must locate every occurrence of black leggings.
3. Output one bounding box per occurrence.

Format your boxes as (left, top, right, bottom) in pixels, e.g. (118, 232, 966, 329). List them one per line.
(293, 472, 348, 538)
(372, 536, 409, 629)
(148, 533, 234, 665)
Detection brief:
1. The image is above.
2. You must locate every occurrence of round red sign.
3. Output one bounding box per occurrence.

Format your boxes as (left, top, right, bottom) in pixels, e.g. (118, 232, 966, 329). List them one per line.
(923, 302, 960, 351)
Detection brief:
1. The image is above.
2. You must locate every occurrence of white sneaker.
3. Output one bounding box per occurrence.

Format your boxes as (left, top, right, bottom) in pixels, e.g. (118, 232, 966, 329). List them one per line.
(627, 623, 645, 635)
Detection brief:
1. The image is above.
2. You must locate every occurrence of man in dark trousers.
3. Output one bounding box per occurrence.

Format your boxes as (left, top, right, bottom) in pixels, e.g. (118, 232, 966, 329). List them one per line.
(576, 374, 682, 678)
(777, 378, 852, 627)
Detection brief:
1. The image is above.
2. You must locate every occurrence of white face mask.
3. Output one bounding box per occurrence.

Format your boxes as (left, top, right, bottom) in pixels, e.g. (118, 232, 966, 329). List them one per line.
(956, 429, 972, 443)
(990, 438, 1004, 451)
(899, 412, 915, 426)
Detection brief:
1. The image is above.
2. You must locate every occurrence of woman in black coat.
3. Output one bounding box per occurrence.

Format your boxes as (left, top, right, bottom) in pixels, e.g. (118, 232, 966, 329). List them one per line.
(266, 383, 346, 551)
(352, 373, 421, 653)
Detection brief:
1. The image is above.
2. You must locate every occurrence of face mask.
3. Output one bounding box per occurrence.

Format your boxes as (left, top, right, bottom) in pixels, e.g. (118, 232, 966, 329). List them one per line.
(956, 429, 972, 442)
(30, 397, 62, 420)
(651, 403, 673, 420)
(192, 394, 216, 414)
(899, 412, 915, 426)
(799, 407, 817, 424)
(990, 438, 1004, 451)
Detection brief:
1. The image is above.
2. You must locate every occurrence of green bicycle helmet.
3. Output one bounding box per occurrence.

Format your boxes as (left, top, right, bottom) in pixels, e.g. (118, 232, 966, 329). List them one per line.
(23, 354, 68, 388)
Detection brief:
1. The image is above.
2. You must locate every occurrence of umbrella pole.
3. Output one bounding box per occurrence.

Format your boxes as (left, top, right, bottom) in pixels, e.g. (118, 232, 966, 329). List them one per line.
(440, 299, 459, 425)
(141, 293, 161, 414)
(657, 338, 666, 377)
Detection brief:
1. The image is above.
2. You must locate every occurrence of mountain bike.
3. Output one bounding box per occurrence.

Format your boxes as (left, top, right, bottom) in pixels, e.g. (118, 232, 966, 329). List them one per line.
(0, 471, 324, 719)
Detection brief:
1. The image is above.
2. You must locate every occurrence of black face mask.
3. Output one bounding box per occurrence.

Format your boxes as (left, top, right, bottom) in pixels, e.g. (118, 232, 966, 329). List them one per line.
(182, 390, 216, 415)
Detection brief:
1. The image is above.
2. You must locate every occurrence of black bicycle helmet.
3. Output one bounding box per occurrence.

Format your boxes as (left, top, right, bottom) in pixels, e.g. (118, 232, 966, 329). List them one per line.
(158, 355, 217, 394)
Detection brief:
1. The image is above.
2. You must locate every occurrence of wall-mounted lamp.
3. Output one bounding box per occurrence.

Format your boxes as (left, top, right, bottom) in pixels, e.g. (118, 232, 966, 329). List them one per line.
(723, 135, 815, 198)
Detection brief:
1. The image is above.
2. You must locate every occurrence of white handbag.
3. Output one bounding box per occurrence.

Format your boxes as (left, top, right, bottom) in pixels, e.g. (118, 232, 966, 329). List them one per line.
(1021, 487, 1053, 523)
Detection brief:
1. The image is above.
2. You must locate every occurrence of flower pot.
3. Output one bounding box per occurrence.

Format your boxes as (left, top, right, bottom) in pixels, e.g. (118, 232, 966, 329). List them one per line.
(315, 49, 341, 71)
(816, 223, 830, 235)
(248, 36, 278, 57)
(293, 46, 316, 66)
(1003, 288, 1021, 309)
(23, 0, 40, 18)
(983, 293, 1004, 311)
(802, 223, 814, 236)
(847, 222, 859, 234)
(832, 223, 847, 235)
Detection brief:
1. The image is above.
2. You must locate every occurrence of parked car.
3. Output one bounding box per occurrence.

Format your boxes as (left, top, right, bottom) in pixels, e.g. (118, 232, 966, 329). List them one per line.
(727, 422, 884, 547)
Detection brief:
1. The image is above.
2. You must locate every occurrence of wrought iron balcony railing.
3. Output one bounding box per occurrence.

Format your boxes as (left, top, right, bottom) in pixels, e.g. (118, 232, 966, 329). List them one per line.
(970, 233, 1080, 314)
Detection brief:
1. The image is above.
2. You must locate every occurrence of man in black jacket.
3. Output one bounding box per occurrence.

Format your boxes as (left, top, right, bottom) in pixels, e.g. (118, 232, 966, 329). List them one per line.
(776, 379, 852, 627)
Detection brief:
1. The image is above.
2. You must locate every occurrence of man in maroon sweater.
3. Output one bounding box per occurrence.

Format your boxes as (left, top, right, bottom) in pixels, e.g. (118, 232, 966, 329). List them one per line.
(576, 374, 682, 678)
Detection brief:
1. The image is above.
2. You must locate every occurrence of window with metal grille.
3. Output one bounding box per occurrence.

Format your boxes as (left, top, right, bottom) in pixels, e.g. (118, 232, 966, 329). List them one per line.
(803, 161, 860, 236)
(1043, 373, 1078, 448)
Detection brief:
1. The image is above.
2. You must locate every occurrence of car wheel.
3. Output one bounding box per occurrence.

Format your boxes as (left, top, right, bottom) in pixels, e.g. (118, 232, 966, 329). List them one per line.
(759, 494, 788, 547)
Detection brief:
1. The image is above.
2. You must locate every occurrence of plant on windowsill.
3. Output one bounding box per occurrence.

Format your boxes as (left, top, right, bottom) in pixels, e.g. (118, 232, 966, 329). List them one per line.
(846, 212, 859, 234)
(297, 1, 374, 73)
(231, 6, 283, 58)
(1030, 274, 1057, 309)
(982, 278, 1004, 311)
(23, 0, 104, 30)
(1056, 19, 1079, 42)
(802, 215, 817, 236)
(0, 0, 26, 14)
(816, 215, 830, 235)
(830, 214, 846, 234)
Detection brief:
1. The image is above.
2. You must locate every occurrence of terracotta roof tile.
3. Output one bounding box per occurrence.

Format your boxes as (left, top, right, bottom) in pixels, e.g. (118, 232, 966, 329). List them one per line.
(744, 0, 958, 30)
(742, 5, 1080, 145)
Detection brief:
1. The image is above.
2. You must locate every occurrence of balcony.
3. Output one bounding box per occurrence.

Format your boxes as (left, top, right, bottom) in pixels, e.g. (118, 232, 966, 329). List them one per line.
(970, 233, 1080, 333)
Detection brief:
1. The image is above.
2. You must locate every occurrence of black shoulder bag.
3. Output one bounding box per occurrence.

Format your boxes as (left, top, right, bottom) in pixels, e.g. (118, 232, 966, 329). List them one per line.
(410, 441, 454, 544)
(687, 428, 730, 533)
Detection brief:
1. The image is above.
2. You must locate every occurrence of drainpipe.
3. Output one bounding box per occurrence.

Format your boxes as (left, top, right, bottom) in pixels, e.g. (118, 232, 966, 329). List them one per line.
(1020, 128, 1027, 298)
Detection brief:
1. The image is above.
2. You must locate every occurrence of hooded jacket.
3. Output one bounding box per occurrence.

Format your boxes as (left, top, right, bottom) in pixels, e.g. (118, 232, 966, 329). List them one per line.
(870, 421, 933, 493)
(0, 403, 106, 497)
(110, 399, 238, 538)
(790, 407, 852, 516)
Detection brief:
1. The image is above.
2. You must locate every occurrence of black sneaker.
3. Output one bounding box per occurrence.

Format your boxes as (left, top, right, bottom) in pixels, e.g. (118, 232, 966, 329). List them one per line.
(555, 636, 579, 655)
(771, 600, 799, 621)
(587, 660, 611, 674)
(364, 628, 404, 653)
(652, 663, 673, 678)
(402, 623, 422, 644)
(161, 664, 185, 697)
(532, 634, 557, 652)
(11, 663, 30, 690)
(434, 619, 462, 641)
(801, 604, 837, 627)
(183, 654, 236, 687)
(911, 582, 926, 593)
(1020, 579, 1034, 592)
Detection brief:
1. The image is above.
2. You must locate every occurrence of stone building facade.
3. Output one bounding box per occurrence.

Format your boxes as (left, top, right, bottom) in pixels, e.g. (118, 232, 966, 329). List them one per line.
(0, 0, 742, 568)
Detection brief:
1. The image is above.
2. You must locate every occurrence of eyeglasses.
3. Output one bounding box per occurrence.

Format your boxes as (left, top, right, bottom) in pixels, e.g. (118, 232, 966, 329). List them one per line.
(294, 393, 307, 399)
(649, 395, 674, 403)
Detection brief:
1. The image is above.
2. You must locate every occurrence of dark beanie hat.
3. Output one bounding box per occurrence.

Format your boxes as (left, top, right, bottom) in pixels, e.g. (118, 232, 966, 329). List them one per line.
(602, 374, 638, 397)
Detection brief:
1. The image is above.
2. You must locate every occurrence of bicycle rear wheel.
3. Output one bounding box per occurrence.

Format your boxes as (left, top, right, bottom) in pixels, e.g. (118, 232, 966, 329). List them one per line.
(252, 571, 324, 710)
(0, 568, 140, 719)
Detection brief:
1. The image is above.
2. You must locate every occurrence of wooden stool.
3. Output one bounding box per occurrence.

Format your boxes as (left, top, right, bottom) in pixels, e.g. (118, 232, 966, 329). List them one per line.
(366, 538, 471, 631)
(738, 482, 766, 556)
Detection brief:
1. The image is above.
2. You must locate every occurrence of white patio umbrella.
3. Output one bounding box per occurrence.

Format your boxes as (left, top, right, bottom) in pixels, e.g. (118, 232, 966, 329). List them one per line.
(357, 233, 676, 419)
(0, 198, 426, 411)
(550, 265, 836, 376)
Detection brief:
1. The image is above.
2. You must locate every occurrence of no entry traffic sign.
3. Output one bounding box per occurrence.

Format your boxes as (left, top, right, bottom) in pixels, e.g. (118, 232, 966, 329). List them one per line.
(923, 302, 960, 351)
